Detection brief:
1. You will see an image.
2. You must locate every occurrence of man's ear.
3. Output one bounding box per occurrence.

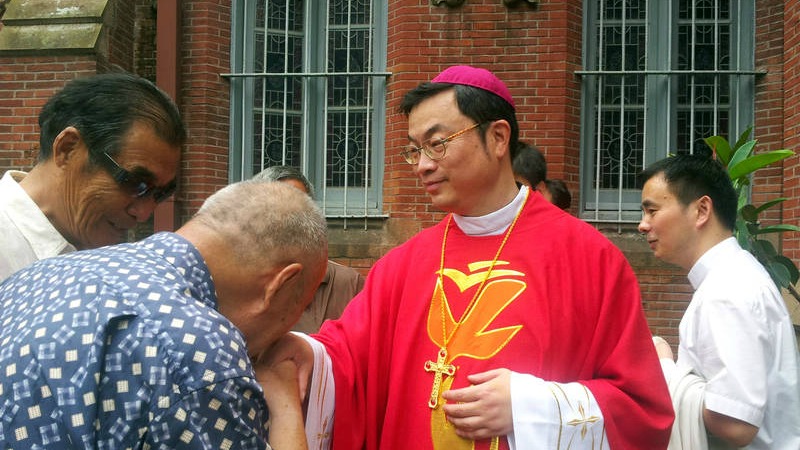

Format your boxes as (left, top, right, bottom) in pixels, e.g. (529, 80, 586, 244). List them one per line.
(52, 126, 84, 168)
(260, 262, 303, 311)
(485, 119, 511, 158)
(695, 195, 714, 228)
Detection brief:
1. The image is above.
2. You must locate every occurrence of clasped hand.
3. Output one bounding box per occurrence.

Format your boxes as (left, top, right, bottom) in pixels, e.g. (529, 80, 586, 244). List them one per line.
(441, 368, 514, 441)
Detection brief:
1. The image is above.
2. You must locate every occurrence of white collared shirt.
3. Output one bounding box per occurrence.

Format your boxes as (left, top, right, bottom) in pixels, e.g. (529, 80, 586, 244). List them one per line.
(0, 170, 75, 282)
(677, 237, 800, 449)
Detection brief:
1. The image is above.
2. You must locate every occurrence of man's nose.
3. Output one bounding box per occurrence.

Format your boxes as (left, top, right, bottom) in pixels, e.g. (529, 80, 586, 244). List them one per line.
(637, 217, 649, 233)
(128, 196, 158, 222)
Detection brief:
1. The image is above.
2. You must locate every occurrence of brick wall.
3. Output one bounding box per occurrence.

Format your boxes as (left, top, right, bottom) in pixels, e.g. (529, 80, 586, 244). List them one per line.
(175, 0, 233, 223)
(784, 0, 800, 266)
(0, 0, 146, 172)
(385, 0, 583, 228)
(0, 58, 101, 170)
(0, 0, 796, 339)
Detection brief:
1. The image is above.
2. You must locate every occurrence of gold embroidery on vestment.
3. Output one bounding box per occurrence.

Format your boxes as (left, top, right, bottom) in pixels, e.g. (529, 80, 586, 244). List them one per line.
(549, 383, 606, 449)
(426, 190, 529, 450)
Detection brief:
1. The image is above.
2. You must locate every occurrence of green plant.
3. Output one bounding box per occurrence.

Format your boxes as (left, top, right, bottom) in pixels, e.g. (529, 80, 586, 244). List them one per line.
(705, 127, 800, 302)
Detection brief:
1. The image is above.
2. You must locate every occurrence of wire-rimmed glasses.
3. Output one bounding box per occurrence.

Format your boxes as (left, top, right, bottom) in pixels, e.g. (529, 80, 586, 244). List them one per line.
(400, 122, 482, 165)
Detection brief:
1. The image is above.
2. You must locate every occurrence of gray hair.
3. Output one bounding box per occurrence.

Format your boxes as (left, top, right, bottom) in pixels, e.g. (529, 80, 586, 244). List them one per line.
(194, 180, 327, 268)
(252, 165, 315, 198)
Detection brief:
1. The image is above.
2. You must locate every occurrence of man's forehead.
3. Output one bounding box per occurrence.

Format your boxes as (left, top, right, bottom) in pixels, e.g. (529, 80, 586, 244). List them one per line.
(641, 176, 676, 204)
(407, 91, 462, 135)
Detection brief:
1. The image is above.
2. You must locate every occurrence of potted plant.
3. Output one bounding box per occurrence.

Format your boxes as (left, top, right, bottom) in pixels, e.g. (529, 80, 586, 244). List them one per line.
(705, 128, 800, 303)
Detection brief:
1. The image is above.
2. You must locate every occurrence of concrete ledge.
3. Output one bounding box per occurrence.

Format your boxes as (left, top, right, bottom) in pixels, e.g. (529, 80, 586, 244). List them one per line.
(3, 0, 107, 22)
(0, 23, 102, 52)
(0, 0, 108, 53)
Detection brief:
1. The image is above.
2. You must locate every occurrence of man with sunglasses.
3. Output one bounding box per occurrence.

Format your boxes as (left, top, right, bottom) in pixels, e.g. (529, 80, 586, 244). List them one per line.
(264, 65, 673, 449)
(0, 72, 185, 282)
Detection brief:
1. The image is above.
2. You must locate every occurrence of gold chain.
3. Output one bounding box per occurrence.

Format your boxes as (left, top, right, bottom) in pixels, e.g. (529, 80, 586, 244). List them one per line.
(437, 188, 529, 347)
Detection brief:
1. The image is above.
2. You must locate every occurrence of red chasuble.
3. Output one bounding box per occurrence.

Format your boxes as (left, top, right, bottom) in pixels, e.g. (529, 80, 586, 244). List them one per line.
(314, 193, 673, 449)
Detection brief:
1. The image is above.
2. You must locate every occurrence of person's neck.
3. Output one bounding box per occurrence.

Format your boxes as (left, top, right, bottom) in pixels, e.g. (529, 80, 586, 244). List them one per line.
(20, 163, 56, 211)
(684, 227, 734, 271)
(456, 172, 521, 217)
(453, 185, 528, 237)
(20, 162, 76, 245)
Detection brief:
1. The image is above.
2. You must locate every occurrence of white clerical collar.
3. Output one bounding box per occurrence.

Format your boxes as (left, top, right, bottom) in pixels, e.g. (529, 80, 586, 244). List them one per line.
(452, 185, 529, 237)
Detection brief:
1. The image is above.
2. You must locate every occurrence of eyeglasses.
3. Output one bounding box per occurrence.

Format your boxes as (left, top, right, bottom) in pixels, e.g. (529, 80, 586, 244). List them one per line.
(401, 122, 482, 165)
(98, 152, 176, 203)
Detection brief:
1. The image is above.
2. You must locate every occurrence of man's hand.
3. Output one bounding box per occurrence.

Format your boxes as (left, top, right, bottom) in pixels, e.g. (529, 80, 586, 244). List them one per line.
(256, 359, 302, 415)
(255, 359, 308, 450)
(255, 332, 315, 401)
(441, 368, 514, 441)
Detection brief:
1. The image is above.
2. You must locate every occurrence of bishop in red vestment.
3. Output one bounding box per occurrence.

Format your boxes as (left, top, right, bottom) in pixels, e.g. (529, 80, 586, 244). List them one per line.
(271, 65, 673, 450)
(314, 190, 673, 449)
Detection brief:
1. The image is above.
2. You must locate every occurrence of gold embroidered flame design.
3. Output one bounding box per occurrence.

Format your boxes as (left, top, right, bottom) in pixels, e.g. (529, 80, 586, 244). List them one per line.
(428, 260, 526, 450)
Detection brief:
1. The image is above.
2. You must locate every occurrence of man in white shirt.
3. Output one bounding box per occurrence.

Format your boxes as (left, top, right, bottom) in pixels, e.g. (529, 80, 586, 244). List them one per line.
(0, 72, 185, 282)
(640, 153, 800, 449)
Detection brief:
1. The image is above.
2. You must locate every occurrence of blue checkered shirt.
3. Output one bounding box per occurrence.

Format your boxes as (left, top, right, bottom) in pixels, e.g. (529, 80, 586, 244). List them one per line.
(0, 232, 270, 449)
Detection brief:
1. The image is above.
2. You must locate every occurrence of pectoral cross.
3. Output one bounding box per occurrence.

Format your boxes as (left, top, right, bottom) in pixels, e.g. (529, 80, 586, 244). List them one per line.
(424, 347, 456, 408)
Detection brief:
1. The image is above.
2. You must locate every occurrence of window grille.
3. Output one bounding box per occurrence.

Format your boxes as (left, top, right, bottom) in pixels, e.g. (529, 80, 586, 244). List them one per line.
(579, 0, 758, 223)
(227, 0, 389, 221)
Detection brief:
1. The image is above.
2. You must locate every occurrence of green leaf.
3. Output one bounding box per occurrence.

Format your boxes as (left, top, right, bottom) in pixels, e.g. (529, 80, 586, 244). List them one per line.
(747, 222, 762, 235)
(772, 254, 800, 285)
(705, 135, 733, 164)
(765, 261, 792, 288)
(751, 224, 800, 235)
(740, 204, 759, 222)
(728, 150, 795, 180)
(732, 126, 753, 152)
(727, 140, 756, 177)
(736, 231, 749, 249)
(737, 188, 749, 211)
(754, 198, 788, 214)
(752, 238, 778, 258)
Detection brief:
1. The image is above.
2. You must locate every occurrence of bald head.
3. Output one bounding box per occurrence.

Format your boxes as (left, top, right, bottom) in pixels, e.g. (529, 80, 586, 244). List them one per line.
(192, 180, 326, 267)
(180, 180, 328, 354)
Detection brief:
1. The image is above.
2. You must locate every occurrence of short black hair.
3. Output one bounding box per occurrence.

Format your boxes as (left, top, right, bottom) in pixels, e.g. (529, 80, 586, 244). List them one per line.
(639, 153, 738, 231)
(512, 141, 547, 187)
(37, 72, 186, 164)
(545, 179, 572, 210)
(399, 82, 520, 159)
(253, 165, 315, 198)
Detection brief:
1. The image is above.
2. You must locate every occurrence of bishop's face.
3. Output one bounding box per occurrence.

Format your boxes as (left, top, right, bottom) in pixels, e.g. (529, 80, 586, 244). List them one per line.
(405, 90, 506, 217)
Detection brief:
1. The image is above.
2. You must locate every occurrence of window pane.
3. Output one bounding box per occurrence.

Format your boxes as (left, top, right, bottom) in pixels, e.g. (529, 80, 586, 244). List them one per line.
(581, 0, 749, 220)
(231, 0, 386, 217)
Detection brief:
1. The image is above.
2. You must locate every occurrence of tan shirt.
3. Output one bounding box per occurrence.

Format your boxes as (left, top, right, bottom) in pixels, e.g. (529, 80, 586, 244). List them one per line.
(292, 260, 364, 333)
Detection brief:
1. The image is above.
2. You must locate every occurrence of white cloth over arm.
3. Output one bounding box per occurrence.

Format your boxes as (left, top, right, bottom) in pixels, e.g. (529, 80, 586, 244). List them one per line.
(662, 359, 709, 450)
(508, 372, 609, 450)
(295, 332, 335, 450)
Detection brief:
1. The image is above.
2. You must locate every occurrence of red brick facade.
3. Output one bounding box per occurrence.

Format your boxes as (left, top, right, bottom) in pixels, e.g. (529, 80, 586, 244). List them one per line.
(0, 0, 797, 344)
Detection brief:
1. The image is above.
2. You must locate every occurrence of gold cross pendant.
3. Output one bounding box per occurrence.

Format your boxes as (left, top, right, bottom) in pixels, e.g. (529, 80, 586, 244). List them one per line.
(424, 347, 456, 408)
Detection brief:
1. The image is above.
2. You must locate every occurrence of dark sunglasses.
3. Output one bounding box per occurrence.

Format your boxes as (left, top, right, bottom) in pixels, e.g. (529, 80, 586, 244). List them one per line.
(98, 152, 176, 203)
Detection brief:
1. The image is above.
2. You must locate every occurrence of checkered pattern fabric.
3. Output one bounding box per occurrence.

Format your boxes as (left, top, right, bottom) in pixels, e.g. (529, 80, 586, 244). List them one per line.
(0, 233, 270, 449)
